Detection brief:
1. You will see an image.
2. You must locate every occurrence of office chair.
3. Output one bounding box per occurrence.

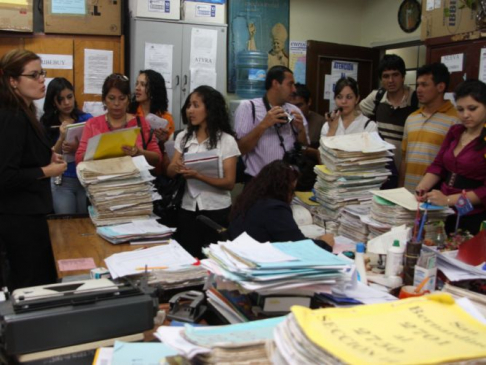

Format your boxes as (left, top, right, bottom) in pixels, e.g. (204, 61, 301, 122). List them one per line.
(196, 215, 229, 242)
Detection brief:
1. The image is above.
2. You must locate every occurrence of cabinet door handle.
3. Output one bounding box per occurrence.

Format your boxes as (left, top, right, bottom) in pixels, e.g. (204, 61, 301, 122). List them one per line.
(175, 75, 180, 86)
(183, 75, 188, 86)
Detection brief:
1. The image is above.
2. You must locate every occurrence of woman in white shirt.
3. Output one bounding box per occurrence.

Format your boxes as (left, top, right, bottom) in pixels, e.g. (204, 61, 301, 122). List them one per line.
(167, 86, 240, 257)
(321, 77, 378, 137)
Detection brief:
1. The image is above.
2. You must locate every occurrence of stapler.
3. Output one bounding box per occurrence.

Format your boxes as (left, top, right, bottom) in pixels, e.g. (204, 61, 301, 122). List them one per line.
(167, 291, 206, 323)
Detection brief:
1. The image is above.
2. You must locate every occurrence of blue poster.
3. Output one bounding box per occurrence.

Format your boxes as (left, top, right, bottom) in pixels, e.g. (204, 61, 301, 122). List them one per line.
(51, 0, 86, 15)
(228, 0, 290, 93)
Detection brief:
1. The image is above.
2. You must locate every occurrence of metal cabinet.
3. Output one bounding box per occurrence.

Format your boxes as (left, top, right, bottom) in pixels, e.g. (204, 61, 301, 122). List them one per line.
(129, 17, 227, 129)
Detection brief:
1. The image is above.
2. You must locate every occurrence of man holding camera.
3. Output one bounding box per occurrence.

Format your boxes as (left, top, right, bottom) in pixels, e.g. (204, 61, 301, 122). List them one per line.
(235, 66, 308, 182)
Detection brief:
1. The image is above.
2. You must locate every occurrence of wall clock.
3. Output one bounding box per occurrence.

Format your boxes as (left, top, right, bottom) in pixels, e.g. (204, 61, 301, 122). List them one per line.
(398, 0, 422, 33)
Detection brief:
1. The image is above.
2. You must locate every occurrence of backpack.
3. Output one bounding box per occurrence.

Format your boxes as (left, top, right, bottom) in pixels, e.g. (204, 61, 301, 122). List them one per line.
(371, 87, 418, 120)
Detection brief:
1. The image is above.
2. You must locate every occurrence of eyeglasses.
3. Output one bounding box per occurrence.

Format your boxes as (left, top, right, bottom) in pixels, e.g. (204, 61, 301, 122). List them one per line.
(19, 70, 47, 80)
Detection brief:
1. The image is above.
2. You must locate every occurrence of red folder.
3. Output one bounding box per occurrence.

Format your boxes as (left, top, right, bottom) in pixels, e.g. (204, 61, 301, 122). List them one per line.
(456, 230, 486, 266)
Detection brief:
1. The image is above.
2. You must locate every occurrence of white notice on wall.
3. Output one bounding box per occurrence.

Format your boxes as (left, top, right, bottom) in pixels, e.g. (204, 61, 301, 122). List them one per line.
(83, 101, 105, 117)
(330, 60, 358, 112)
(38, 54, 73, 70)
(84, 49, 113, 95)
(479, 48, 486, 83)
(323, 74, 333, 101)
(145, 43, 173, 89)
(434, 0, 442, 9)
(426, 0, 434, 11)
(441, 53, 464, 73)
(190, 28, 218, 70)
(190, 68, 217, 92)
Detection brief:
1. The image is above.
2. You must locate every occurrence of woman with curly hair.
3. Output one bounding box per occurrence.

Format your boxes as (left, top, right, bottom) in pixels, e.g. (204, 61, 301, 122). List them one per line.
(167, 85, 240, 257)
(229, 160, 334, 251)
(40, 77, 92, 214)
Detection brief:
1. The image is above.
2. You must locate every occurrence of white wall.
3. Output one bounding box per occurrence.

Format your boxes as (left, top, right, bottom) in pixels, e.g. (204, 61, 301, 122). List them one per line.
(289, 0, 421, 47)
(290, 0, 364, 46)
(359, 0, 421, 47)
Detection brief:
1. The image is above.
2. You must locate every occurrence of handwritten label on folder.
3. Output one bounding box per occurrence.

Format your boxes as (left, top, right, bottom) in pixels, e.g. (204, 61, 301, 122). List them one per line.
(292, 294, 486, 364)
(58, 258, 96, 272)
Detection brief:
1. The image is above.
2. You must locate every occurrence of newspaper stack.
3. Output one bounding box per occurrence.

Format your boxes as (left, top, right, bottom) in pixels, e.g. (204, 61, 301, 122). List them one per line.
(156, 317, 284, 364)
(337, 204, 371, 243)
(96, 219, 175, 244)
(77, 156, 160, 226)
(314, 132, 394, 220)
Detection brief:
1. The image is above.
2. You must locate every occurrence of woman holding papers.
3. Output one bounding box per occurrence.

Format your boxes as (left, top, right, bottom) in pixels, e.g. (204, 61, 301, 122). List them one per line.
(167, 86, 240, 257)
(75, 73, 162, 166)
(0, 49, 65, 290)
(321, 77, 378, 137)
(416, 80, 486, 235)
(41, 77, 92, 214)
(229, 160, 334, 251)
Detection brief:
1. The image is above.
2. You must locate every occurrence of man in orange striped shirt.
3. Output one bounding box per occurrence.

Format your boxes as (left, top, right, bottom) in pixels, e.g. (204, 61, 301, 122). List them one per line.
(399, 63, 459, 192)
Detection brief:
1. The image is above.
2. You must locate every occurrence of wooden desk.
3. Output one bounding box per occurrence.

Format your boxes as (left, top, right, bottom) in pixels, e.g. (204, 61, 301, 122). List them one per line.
(48, 217, 159, 278)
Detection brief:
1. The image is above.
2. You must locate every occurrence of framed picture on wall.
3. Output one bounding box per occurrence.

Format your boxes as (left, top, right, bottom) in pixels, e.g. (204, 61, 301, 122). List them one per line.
(227, 0, 290, 93)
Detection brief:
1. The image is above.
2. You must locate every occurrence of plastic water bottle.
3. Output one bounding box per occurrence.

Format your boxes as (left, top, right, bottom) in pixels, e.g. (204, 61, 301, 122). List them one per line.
(355, 243, 368, 285)
(385, 240, 405, 277)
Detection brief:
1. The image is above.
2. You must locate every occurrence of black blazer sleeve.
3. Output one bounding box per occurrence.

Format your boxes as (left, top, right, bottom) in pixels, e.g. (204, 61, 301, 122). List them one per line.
(0, 109, 53, 215)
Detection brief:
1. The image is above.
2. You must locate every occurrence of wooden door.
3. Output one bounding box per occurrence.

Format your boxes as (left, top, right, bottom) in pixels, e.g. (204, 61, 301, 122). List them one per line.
(306, 41, 381, 115)
(24, 37, 74, 82)
(426, 36, 486, 92)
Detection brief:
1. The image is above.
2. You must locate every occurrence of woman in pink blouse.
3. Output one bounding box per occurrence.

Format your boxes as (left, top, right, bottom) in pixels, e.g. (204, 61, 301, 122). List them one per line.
(416, 80, 486, 235)
(75, 73, 161, 166)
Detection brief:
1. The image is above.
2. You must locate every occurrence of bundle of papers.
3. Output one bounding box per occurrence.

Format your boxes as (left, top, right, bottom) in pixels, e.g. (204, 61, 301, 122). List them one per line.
(201, 233, 350, 302)
(337, 204, 371, 243)
(272, 294, 486, 365)
(96, 219, 175, 244)
(155, 317, 284, 364)
(77, 156, 160, 226)
(64, 122, 86, 163)
(104, 240, 197, 279)
(370, 188, 452, 228)
(183, 151, 220, 198)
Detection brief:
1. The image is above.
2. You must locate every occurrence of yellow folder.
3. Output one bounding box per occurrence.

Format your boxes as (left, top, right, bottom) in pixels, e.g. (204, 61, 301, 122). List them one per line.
(84, 127, 140, 161)
(291, 293, 486, 364)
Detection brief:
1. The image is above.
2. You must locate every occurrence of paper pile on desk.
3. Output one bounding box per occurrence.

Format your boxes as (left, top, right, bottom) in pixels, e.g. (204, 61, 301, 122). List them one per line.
(156, 317, 284, 364)
(314, 132, 394, 220)
(77, 156, 160, 226)
(370, 189, 451, 227)
(96, 218, 175, 244)
(104, 240, 197, 279)
(272, 294, 486, 365)
(202, 233, 349, 292)
(337, 204, 371, 243)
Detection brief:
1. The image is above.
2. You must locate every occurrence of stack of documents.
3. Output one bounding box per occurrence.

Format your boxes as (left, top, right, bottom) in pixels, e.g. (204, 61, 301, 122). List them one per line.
(96, 219, 175, 244)
(184, 151, 220, 198)
(77, 156, 160, 226)
(156, 317, 284, 364)
(370, 188, 452, 228)
(201, 233, 350, 322)
(337, 204, 371, 243)
(314, 132, 394, 220)
(272, 294, 486, 364)
(104, 240, 200, 280)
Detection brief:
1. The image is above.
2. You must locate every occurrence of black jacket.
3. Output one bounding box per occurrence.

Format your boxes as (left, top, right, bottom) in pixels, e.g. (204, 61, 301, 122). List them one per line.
(0, 108, 53, 215)
(229, 198, 331, 251)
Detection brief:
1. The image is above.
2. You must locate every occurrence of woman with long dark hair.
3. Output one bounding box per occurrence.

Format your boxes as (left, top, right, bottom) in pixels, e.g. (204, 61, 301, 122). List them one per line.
(40, 77, 92, 214)
(167, 86, 240, 257)
(229, 160, 334, 251)
(0, 49, 66, 290)
(417, 79, 486, 235)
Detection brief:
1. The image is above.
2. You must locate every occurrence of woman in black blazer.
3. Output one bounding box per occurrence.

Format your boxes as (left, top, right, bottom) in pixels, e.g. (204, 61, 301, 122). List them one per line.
(229, 160, 334, 251)
(0, 49, 67, 291)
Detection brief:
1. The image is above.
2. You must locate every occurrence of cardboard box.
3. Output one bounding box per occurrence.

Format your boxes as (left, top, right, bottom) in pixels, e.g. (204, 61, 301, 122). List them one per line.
(44, 0, 121, 36)
(0, 0, 33, 33)
(129, 0, 180, 21)
(182, 0, 226, 24)
(421, 0, 477, 40)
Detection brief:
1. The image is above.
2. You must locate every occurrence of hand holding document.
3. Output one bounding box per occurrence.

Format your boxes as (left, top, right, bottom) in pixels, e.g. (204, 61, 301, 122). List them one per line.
(144, 113, 168, 130)
(64, 122, 86, 163)
(84, 127, 140, 161)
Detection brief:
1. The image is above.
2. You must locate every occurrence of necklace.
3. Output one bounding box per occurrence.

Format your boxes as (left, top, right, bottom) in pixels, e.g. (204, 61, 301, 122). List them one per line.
(106, 114, 128, 131)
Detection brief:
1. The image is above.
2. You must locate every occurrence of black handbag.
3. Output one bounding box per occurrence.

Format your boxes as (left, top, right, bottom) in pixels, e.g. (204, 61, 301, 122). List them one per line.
(154, 175, 185, 228)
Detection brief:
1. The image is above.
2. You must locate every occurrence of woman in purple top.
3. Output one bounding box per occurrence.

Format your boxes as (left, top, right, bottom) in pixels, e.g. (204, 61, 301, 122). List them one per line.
(416, 80, 486, 235)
